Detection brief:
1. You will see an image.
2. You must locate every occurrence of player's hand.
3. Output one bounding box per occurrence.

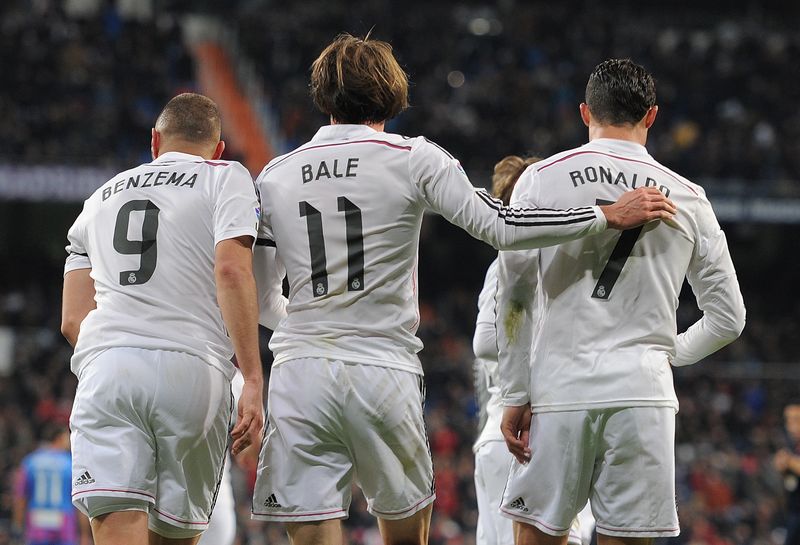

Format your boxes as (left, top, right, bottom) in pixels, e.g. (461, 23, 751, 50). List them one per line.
(501, 403, 532, 464)
(601, 187, 676, 229)
(231, 379, 264, 455)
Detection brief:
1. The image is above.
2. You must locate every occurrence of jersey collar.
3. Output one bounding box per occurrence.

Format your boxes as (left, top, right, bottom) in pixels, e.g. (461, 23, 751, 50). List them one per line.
(151, 151, 205, 164)
(585, 138, 649, 157)
(311, 124, 380, 142)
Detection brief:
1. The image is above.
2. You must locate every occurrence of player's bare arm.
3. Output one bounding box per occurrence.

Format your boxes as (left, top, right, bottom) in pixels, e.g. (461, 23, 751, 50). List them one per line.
(61, 268, 96, 347)
(501, 404, 532, 464)
(215, 235, 264, 455)
(600, 186, 676, 229)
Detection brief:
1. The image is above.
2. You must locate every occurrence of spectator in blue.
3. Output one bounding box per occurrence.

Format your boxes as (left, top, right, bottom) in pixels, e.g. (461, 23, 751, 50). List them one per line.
(13, 424, 90, 545)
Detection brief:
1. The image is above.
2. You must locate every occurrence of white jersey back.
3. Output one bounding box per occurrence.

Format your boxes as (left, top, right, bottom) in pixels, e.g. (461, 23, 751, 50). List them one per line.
(257, 124, 607, 375)
(65, 151, 260, 377)
(499, 138, 744, 412)
(472, 259, 505, 450)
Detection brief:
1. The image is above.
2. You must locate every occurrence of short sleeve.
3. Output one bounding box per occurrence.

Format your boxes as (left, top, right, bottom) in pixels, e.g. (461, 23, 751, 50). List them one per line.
(254, 164, 276, 246)
(213, 163, 260, 246)
(64, 203, 92, 275)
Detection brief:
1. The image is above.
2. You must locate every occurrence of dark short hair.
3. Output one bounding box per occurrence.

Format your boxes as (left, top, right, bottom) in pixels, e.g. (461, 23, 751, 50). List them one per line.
(155, 93, 221, 144)
(585, 59, 656, 126)
(492, 155, 541, 206)
(310, 33, 409, 124)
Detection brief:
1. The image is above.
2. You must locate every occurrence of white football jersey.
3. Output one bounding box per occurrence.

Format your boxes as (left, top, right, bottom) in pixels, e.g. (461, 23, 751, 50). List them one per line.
(64, 151, 260, 378)
(496, 138, 746, 412)
(472, 259, 505, 451)
(256, 124, 607, 375)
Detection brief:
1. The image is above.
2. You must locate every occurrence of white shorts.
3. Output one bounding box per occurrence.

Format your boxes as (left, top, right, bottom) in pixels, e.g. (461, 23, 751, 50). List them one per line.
(475, 441, 581, 545)
(252, 358, 435, 522)
(70, 348, 232, 537)
(501, 407, 679, 539)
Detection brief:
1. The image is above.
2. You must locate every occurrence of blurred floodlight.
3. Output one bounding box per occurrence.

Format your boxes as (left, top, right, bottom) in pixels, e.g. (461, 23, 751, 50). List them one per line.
(447, 70, 465, 88)
(469, 17, 491, 36)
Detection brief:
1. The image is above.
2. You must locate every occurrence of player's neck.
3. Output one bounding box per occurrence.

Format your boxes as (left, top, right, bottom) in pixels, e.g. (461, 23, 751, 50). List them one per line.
(155, 141, 217, 160)
(588, 124, 647, 147)
(329, 117, 385, 132)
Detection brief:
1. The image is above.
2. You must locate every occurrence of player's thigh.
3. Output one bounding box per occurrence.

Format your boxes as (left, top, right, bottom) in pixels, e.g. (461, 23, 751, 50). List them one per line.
(377, 502, 433, 545)
(475, 441, 515, 545)
(501, 411, 596, 536)
(150, 352, 232, 534)
(71, 348, 159, 516)
(590, 407, 678, 538)
(345, 364, 435, 520)
(252, 358, 353, 522)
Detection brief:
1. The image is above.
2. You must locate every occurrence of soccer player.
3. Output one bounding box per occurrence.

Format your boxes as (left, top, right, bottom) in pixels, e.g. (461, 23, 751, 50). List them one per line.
(473, 156, 583, 545)
(61, 93, 283, 545)
(251, 35, 675, 545)
(774, 400, 800, 545)
(496, 59, 746, 545)
(13, 425, 90, 545)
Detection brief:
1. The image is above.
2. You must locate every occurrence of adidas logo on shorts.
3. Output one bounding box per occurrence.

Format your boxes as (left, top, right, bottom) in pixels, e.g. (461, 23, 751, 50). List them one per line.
(263, 493, 282, 509)
(509, 497, 529, 513)
(74, 471, 95, 486)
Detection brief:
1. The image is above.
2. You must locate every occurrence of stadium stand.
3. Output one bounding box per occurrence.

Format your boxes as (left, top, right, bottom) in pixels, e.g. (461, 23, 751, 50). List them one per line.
(0, 1, 798, 544)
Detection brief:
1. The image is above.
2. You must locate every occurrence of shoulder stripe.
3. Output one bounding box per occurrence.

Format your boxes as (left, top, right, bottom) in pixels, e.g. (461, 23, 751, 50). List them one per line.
(422, 137, 455, 160)
(264, 139, 412, 175)
(476, 191, 596, 222)
(536, 150, 698, 195)
(256, 238, 276, 247)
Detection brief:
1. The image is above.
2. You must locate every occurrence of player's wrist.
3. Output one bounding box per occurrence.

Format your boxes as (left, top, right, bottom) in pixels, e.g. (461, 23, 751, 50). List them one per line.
(239, 369, 264, 385)
(599, 204, 621, 230)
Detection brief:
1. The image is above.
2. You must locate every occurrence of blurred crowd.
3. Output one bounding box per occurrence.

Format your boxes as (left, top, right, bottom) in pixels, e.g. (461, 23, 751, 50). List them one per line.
(1, 1, 800, 544)
(236, 0, 799, 195)
(0, 0, 193, 166)
(1, 0, 799, 196)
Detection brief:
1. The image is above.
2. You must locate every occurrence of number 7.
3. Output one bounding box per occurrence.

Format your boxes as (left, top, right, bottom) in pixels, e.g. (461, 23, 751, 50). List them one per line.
(592, 199, 644, 299)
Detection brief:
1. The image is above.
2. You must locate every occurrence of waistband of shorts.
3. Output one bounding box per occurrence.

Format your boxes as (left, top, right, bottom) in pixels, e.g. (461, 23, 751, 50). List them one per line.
(272, 354, 423, 376)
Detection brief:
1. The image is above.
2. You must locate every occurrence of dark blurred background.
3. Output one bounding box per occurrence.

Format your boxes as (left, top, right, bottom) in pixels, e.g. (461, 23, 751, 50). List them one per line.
(1, 1, 798, 544)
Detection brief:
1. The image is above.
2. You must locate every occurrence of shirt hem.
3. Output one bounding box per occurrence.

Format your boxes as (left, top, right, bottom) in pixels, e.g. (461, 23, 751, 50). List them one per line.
(214, 227, 258, 246)
(531, 399, 678, 413)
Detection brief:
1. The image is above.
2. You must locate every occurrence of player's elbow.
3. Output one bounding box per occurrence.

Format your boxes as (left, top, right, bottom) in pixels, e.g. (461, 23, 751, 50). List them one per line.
(60, 315, 80, 346)
(215, 259, 253, 287)
(713, 305, 746, 342)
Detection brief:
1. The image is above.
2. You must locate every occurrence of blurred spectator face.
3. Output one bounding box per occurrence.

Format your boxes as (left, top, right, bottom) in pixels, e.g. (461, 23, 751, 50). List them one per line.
(785, 404, 800, 442)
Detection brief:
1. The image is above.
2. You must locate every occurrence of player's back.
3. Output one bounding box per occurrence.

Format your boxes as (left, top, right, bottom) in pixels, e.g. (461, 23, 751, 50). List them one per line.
(66, 151, 258, 376)
(19, 448, 76, 543)
(258, 125, 428, 373)
(524, 138, 718, 411)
